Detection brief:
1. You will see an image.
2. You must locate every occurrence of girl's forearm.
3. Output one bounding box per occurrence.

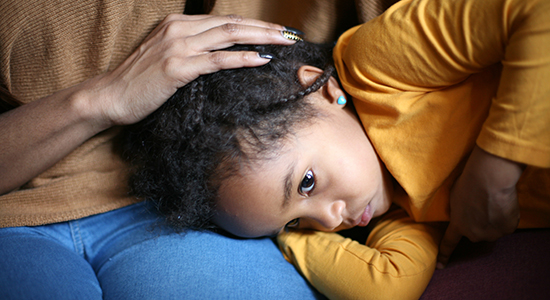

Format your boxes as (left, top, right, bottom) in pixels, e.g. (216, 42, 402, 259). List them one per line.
(278, 210, 444, 300)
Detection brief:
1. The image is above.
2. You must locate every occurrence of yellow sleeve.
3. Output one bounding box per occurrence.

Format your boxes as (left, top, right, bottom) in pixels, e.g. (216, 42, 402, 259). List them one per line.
(335, 0, 550, 168)
(277, 210, 444, 300)
(476, 0, 550, 167)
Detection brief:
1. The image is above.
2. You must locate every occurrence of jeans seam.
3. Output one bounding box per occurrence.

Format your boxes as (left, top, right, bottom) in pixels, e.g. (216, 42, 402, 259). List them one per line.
(69, 220, 85, 258)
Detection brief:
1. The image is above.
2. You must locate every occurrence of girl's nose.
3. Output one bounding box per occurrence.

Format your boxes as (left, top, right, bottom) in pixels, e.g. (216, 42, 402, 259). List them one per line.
(313, 199, 345, 230)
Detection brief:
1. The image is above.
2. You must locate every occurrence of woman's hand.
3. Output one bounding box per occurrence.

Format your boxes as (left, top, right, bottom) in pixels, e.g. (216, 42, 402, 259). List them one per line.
(84, 14, 296, 128)
(437, 145, 524, 268)
(0, 14, 296, 194)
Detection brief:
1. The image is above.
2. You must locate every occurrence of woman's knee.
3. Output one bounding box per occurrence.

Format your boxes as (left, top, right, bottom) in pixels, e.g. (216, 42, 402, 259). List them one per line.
(0, 232, 102, 300)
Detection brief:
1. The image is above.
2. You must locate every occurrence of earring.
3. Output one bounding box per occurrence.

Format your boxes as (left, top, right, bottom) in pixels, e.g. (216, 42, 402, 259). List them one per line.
(337, 95, 347, 105)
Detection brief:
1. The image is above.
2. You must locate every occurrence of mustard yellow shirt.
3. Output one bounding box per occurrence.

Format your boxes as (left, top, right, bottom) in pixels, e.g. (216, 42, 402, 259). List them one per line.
(335, 0, 550, 227)
(279, 210, 443, 300)
(279, 0, 550, 299)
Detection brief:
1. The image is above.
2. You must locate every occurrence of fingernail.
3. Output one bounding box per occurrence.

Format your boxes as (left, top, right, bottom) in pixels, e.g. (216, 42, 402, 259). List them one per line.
(258, 52, 274, 59)
(281, 30, 303, 41)
(284, 26, 305, 36)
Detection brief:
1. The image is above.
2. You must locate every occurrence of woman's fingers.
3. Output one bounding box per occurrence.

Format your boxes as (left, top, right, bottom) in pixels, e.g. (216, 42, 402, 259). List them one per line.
(142, 15, 295, 62)
(149, 21, 296, 84)
(169, 51, 272, 84)
(145, 14, 286, 45)
(101, 14, 300, 126)
(188, 22, 296, 52)
(157, 18, 298, 83)
(163, 13, 285, 34)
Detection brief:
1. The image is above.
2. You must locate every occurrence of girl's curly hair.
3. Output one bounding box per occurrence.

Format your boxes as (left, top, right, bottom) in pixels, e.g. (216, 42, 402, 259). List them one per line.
(122, 41, 336, 231)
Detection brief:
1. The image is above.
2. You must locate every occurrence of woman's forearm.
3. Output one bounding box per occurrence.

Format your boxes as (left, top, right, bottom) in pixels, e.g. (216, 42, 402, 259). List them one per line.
(0, 82, 109, 195)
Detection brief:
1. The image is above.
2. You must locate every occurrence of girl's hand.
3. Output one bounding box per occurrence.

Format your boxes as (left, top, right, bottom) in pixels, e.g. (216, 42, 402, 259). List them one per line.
(437, 145, 524, 268)
(83, 14, 296, 128)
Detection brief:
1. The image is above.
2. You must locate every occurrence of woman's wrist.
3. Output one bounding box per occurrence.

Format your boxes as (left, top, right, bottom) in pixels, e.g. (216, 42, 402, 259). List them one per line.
(0, 80, 115, 194)
(67, 73, 124, 133)
(64, 87, 107, 135)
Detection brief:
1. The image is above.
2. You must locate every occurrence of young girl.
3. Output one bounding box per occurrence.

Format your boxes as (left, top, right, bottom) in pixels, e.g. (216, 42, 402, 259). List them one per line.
(124, 0, 550, 298)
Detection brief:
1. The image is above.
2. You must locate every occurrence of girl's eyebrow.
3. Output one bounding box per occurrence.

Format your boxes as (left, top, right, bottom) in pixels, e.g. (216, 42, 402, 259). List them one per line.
(282, 161, 297, 208)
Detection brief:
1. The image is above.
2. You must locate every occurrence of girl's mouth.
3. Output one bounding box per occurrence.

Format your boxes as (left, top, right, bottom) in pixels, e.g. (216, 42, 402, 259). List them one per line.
(355, 204, 372, 227)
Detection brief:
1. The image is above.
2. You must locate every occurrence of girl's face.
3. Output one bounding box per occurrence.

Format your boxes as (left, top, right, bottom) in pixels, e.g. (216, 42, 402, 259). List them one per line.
(213, 72, 393, 238)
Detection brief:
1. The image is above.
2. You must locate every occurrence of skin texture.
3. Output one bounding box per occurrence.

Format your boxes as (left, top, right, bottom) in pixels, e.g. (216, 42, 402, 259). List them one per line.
(213, 67, 393, 238)
(0, 14, 296, 195)
(437, 145, 524, 268)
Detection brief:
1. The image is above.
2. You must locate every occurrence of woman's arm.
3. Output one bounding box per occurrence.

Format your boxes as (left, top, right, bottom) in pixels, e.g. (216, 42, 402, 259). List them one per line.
(0, 14, 295, 195)
(278, 209, 444, 300)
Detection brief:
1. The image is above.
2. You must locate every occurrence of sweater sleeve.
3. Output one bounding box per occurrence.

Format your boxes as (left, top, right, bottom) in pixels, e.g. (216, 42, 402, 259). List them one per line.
(277, 210, 444, 300)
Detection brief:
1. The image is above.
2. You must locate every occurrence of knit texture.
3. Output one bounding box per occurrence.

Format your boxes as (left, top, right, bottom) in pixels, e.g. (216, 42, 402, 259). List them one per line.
(0, 0, 186, 227)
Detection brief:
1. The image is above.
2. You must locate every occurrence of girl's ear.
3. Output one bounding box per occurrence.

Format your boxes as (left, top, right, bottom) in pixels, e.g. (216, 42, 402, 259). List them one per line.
(297, 65, 324, 87)
(297, 65, 346, 107)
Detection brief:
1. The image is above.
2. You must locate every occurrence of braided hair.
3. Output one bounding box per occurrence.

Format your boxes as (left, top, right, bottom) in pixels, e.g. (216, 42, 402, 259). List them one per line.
(123, 41, 336, 230)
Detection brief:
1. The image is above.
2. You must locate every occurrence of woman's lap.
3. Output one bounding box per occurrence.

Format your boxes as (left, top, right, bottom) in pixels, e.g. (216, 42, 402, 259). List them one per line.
(0, 202, 323, 300)
(0, 234, 103, 299)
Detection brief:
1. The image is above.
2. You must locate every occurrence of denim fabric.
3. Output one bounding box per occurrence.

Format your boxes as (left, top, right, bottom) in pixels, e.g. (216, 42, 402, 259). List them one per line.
(0, 202, 324, 300)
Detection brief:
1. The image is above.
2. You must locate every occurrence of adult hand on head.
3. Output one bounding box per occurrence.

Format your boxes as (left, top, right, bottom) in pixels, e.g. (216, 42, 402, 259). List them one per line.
(0, 14, 296, 195)
(436, 145, 524, 269)
(86, 14, 297, 128)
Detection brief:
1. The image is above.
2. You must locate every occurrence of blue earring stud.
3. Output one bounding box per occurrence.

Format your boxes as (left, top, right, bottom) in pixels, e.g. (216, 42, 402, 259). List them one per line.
(337, 95, 347, 105)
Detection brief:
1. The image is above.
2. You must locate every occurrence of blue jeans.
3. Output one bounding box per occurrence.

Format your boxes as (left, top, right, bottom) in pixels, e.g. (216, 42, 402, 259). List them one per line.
(0, 202, 324, 300)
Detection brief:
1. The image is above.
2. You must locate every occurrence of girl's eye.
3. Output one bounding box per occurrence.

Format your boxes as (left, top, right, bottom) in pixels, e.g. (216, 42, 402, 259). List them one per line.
(286, 218, 300, 229)
(299, 170, 315, 195)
